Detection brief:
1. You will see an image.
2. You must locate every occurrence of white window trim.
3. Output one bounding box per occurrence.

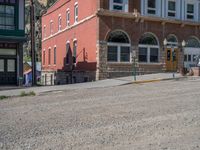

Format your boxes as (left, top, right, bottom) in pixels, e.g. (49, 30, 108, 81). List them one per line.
(146, 0, 157, 16)
(185, 2, 195, 21)
(167, 0, 176, 18)
(109, 0, 128, 12)
(66, 8, 70, 27)
(107, 42, 131, 63)
(50, 20, 53, 36)
(74, 3, 78, 23)
(58, 16, 62, 31)
(138, 44, 160, 64)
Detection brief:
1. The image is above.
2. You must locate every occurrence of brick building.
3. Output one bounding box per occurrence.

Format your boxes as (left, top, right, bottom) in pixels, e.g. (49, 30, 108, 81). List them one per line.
(0, 0, 25, 85)
(41, 0, 200, 85)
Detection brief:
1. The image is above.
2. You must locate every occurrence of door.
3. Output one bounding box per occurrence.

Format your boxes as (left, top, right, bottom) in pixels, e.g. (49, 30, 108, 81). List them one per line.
(165, 48, 178, 71)
(0, 58, 17, 85)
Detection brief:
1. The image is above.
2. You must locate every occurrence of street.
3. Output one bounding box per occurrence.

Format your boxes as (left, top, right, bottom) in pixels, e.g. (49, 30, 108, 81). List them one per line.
(0, 79, 200, 150)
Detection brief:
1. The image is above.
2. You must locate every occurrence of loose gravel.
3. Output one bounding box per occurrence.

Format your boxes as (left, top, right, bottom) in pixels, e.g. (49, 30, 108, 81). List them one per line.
(0, 79, 200, 150)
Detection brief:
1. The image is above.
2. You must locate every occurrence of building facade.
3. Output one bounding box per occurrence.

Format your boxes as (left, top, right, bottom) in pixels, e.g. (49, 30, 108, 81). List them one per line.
(0, 0, 25, 85)
(41, 0, 200, 85)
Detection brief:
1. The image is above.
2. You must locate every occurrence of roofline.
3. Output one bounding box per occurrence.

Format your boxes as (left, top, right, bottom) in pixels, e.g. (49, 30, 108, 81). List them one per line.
(43, 0, 71, 17)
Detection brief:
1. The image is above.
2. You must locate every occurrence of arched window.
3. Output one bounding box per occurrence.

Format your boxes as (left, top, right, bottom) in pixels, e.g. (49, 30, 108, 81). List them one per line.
(107, 30, 131, 62)
(167, 34, 178, 43)
(139, 33, 158, 45)
(139, 33, 159, 63)
(108, 31, 130, 43)
(186, 37, 200, 48)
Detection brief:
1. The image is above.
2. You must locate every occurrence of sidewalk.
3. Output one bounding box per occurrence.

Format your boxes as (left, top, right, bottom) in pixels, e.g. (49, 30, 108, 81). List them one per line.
(0, 73, 184, 97)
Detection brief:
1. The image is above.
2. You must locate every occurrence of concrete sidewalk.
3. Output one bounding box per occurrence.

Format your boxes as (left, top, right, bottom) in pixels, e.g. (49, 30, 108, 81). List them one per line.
(0, 73, 184, 97)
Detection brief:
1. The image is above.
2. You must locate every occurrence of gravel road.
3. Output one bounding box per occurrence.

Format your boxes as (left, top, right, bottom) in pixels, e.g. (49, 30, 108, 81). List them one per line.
(0, 79, 200, 150)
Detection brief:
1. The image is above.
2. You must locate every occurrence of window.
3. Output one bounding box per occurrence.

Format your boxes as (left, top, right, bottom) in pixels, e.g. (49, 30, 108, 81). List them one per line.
(74, 3, 78, 23)
(50, 21, 53, 35)
(73, 41, 77, 63)
(186, 3, 194, 20)
(43, 26, 46, 38)
(66, 10, 70, 26)
(120, 47, 130, 62)
(0, 5, 15, 30)
(184, 55, 187, 62)
(188, 54, 191, 62)
(107, 30, 131, 62)
(139, 33, 159, 63)
(58, 16, 62, 31)
(147, 0, 156, 15)
(48, 48, 51, 65)
(168, 0, 176, 17)
(54, 47, 56, 65)
(43, 50, 45, 65)
(66, 42, 71, 64)
(110, 0, 128, 12)
(108, 46, 118, 62)
(186, 37, 200, 48)
(139, 47, 148, 62)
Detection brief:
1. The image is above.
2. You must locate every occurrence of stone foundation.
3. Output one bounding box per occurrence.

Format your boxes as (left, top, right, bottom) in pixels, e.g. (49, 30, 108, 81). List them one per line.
(41, 70, 96, 85)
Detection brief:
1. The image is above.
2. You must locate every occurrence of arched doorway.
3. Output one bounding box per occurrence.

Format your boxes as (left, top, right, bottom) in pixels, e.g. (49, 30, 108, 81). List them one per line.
(107, 30, 131, 62)
(165, 34, 179, 71)
(138, 33, 159, 63)
(184, 36, 200, 70)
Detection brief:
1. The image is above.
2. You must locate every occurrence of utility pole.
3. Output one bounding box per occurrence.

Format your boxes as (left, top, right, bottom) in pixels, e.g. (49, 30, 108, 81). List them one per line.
(30, 0, 37, 86)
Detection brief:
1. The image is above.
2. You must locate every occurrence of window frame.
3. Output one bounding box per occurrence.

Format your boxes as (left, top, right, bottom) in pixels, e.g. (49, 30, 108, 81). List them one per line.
(167, 0, 176, 18)
(50, 20, 53, 35)
(66, 9, 70, 27)
(58, 15, 62, 31)
(48, 48, 51, 65)
(109, 0, 128, 12)
(147, 0, 157, 15)
(185, 2, 195, 21)
(53, 46, 56, 65)
(0, 3, 16, 30)
(74, 3, 78, 23)
(107, 42, 131, 63)
(138, 44, 159, 63)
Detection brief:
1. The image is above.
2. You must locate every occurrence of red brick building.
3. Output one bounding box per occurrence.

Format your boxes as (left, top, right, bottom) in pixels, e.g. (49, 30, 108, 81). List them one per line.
(42, 0, 200, 85)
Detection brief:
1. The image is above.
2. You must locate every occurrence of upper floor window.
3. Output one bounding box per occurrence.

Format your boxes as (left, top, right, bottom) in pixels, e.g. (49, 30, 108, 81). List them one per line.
(43, 26, 46, 38)
(167, 0, 176, 17)
(0, 5, 15, 30)
(186, 3, 194, 20)
(110, 0, 128, 12)
(58, 16, 62, 31)
(74, 3, 78, 23)
(147, 0, 156, 15)
(50, 21, 53, 35)
(66, 9, 70, 27)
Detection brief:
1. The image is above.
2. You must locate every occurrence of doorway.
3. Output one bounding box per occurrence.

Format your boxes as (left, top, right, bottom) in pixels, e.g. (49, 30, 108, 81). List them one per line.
(0, 58, 17, 85)
(165, 48, 178, 71)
